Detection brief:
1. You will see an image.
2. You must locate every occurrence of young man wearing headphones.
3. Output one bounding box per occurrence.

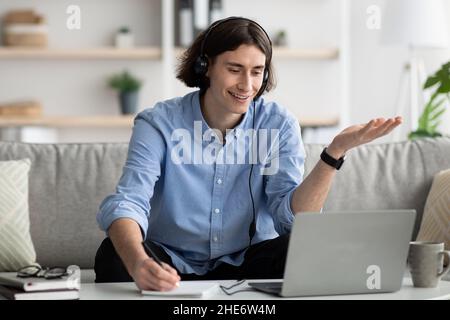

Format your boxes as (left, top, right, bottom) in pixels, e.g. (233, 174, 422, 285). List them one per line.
(95, 17, 402, 291)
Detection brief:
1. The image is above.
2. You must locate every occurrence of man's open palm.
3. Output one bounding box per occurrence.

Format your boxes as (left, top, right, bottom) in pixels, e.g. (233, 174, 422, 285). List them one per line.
(332, 117, 403, 153)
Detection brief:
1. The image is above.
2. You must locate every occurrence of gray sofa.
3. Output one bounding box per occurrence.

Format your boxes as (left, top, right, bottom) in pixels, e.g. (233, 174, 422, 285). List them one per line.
(1, 137, 449, 283)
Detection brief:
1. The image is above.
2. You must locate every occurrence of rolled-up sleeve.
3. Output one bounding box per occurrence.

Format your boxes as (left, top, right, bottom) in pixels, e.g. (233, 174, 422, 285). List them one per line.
(264, 119, 305, 235)
(96, 112, 165, 238)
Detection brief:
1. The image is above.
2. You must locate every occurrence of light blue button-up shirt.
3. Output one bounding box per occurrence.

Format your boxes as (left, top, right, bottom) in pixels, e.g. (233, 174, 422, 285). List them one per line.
(97, 90, 305, 275)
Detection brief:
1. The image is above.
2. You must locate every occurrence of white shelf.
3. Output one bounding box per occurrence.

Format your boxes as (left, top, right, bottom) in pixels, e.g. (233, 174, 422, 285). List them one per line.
(0, 47, 162, 59)
(0, 115, 338, 129)
(175, 46, 339, 60)
(0, 115, 135, 128)
(273, 47, 339, 59)
(0, 46, 338, 60)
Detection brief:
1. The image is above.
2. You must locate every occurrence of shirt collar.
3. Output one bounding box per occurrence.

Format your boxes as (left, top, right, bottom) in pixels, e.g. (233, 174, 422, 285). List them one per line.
(191, 90, 255, 140)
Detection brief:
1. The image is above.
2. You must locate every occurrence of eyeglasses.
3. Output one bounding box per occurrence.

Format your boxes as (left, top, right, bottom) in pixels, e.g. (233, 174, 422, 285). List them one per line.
(17, 265, 69, 280)
(219, 279, 255, 295)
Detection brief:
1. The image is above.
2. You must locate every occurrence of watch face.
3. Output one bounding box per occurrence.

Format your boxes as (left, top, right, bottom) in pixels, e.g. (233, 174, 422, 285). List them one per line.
(336, 157, 344, 169)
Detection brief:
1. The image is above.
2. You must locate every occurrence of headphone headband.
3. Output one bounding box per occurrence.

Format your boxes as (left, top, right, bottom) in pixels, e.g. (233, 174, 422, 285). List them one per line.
(199, 17, 272, 60)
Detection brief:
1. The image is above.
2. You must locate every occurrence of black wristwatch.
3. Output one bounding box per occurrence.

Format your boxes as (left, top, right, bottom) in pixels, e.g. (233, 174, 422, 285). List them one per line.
(320, 147, 345, 170)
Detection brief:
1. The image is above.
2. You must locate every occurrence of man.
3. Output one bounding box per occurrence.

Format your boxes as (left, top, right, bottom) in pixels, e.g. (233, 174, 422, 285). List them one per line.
(95, 17, 402, 291)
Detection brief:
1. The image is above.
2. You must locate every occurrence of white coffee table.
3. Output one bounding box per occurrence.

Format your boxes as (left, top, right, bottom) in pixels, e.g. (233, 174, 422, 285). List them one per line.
(79, 277, 450, 300)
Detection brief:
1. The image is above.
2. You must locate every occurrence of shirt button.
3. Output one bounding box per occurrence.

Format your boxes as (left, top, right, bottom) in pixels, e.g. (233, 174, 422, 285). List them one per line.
(214, 208, 220, 214)
(213, 236, 218, 242)
(217, 178, 222, 184)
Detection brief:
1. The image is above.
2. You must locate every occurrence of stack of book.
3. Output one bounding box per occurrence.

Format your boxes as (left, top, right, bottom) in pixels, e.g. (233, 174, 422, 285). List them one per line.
(0, 100, 43, 117)
(3, 9, 48, 47)
(0, 272, 79, 300)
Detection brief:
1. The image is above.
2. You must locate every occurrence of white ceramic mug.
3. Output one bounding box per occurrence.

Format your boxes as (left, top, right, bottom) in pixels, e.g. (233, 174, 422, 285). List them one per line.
(408, 241, 450, 288)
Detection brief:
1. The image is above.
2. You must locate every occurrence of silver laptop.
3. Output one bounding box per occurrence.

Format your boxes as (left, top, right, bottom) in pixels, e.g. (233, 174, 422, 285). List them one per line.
(249, 210, 416, 297)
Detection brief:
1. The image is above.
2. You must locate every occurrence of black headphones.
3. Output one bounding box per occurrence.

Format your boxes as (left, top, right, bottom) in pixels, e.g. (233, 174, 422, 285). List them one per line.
(194, 17, 272, 95)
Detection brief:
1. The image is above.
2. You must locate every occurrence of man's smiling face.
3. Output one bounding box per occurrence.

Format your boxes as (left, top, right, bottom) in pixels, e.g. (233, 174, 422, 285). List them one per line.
(204, 44, 267, 115)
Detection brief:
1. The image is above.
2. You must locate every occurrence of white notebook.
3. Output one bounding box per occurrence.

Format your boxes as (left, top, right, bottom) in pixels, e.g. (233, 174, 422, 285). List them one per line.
(141, 281, 219, 298)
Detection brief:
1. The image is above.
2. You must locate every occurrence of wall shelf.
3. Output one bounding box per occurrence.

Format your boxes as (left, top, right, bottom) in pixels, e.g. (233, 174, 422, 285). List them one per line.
(175, 47, 339, 60)
(0, 115, 338, 129)
(0, 46, 339, 60)
(0, 115, 135, 128)
(0, 47, 162, 59)
(273, 47, 339, 59)
(299, 116, 339, 127)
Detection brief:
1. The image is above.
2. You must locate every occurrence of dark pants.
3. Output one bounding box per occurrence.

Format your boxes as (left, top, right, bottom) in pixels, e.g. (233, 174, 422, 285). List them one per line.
(94, 234, 290, 282)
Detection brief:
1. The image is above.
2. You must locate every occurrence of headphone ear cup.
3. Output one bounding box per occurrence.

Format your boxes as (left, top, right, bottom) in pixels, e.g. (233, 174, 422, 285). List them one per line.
(194, 55, 209, 75)
(259, 69, 269, 93)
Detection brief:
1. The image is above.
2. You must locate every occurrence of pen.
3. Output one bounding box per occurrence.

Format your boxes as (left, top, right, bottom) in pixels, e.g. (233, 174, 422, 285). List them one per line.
(142, 241, 180, 287)
(142, 241, 163, 267)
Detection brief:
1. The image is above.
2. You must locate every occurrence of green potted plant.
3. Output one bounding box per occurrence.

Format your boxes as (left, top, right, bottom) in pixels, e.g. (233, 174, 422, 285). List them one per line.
(273, 30, 287, 47)
(408, 61, 450, 140)
(115, 26, 134, 48)
(108, 70, 142, 115)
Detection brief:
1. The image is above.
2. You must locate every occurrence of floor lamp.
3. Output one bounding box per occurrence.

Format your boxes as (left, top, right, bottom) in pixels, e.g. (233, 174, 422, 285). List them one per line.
(381, 0, 449, 141)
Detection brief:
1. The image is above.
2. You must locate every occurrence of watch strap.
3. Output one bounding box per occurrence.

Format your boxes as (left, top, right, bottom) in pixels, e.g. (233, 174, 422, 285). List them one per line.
(320, 147, 345, 170)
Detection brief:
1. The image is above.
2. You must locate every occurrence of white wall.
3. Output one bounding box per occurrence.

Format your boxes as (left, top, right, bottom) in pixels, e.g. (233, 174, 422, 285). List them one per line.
(351, 0, 450, 143)
(1, 0, 449, 143)
(173, 0, 343, 121)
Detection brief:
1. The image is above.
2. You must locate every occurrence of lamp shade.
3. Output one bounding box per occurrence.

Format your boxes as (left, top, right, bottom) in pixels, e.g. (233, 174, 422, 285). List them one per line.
(381, 0, 449, 48)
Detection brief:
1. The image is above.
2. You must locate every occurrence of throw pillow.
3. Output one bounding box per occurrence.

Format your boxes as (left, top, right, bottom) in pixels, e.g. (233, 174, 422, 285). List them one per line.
(417, 169, 450, 252)
(0, 158, 37, 271)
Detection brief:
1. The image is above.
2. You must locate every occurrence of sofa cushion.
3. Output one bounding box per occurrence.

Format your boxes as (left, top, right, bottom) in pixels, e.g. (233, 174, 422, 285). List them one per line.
(0, 142, 128, 268)
(416, 168, 450, 250)
(0, 158, 36, 271)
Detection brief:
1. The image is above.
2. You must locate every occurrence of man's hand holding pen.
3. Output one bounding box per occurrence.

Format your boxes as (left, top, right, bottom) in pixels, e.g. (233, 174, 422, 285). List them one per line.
(130, 241, 181, 291)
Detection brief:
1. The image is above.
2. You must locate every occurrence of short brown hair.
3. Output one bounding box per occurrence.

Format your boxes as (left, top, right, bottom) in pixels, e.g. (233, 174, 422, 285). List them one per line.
(176, 17, 276, 99)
